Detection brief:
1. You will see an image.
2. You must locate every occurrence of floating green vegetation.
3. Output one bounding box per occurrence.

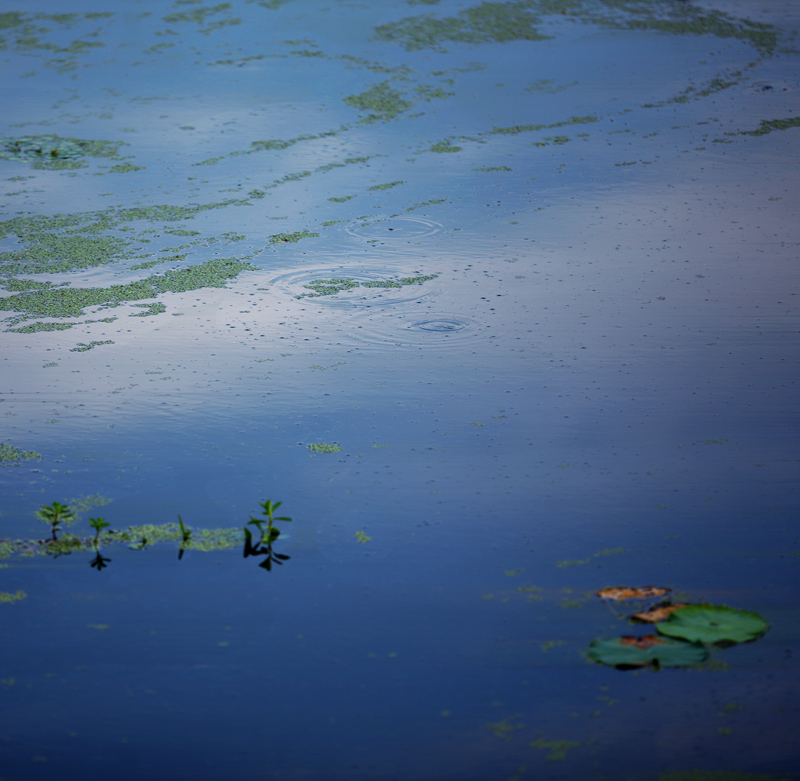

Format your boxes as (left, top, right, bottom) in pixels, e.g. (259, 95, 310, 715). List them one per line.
(368, 180, 406, 191)
(163, 2, 231, 25)
(0, 591, 27, 604)
(307, 443, 342, 454)
(298, 278, 360, 298)
(10, 321, 74, 333)
(109, 163, 145, 173)
(491, 115, 598, 135)
(374, 1, 551, 51)
(1, 257, 255, 324)
(0, 135, 124, 169)
(70, 340, 114, 352)
(485, 715, 524, 740)
(530, 739, 581, 762)
(738, 117, 800, 137)
(343, 81, 414, 123)
(130, 302, 166, 317)
(429, 140, 462, 153)
(0, 443, 41, 465)
(355, 531, 371, 543)
(296, 274, 437, 299)
(374, 0, 778, 54)
(329, 195, 355, 202)
(269, 231, 319, 245)
(474, 165, 512, 171)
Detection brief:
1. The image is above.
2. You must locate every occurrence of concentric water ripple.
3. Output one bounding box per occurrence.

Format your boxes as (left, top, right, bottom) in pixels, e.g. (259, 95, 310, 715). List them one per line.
(344, 217, 446, 240)
(346, 310, 491, 350)
(268, 265, 440, 308)
(746, 80, 792, 94)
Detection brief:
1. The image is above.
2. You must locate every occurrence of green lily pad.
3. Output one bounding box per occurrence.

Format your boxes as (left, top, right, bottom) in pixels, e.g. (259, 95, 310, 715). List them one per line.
(656, 605, 768, 645)
(587, 635, 708, 670)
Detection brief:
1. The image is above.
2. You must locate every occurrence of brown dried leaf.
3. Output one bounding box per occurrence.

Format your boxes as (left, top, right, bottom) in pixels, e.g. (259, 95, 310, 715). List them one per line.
(597, 586, 671, 601)
(632, 603, 688, 623)
(618, 635, 667, 650)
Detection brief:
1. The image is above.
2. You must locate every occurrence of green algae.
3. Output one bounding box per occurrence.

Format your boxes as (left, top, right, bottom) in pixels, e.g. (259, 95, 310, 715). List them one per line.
(0, 591, 27, 604)
(530, 738, 580, 762)
(163, 3, 232, 25)
(374, 2, 551, 51)
(368, 181, 406, 191)
(0, 233, 132, 276)
(373, 0, 778, 55)
(296, 274, 437, 299)
(269, 231, 319, 245)
(0, 135, 125, 170)
(0, 524, 244, 560)
(738, 117, 800, 137)
(0, 443, 41, 465)
(0, 257, 255, 323)
(343, 82, 414, 123)
(429, 140, 462, 153)
(10, 321, 74, 333)
(297, 278, 360, 298)
(109, 163, 145, 173)
(307, 443, 342, 454)
(329, 195, 355, 203)
(70, 340, 114, 352)
(130, 302, 166, 317)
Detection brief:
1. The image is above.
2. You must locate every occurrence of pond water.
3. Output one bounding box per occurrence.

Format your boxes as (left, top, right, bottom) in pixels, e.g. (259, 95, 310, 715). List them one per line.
(1, 1, 799, 779)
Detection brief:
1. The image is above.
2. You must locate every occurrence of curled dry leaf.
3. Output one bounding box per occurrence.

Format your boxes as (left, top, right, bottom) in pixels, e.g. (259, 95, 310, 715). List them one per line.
(596, 586, 671, 601)
(632, 603, 688, 623)
(618, 635, 667, 650)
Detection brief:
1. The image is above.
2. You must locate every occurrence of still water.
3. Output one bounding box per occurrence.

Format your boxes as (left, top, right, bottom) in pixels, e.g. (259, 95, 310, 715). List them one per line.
(1, 0, 798, 778)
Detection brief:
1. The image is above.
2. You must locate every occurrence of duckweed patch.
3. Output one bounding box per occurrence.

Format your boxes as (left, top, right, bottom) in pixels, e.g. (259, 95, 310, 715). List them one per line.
(130, 302, 166, 317)
(368, 180, 406, 191)
(307, 443, 342, 454)
(70, 340, 114, 352)
(0, 135, 125, 169)
(109, 163, 145, 173)
(0, 591, 27, 604)
(429, 140, 462, 153)
(0, 443, 41, 465)
(1, 257, 256, 324)
(738, 117, 800, 137)
(374, 1, 778, 55)
(343, 82, 414, 123)
(530, 739, 581, 762)
(269, 231, 319, 245)
(296, 274, 437, 299)
(374, 2, 551, 51)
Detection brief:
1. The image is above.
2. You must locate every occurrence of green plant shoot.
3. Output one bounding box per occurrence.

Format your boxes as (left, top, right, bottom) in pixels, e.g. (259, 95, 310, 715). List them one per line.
(89, 517, 111, 544)
(36, 502, 76, 541)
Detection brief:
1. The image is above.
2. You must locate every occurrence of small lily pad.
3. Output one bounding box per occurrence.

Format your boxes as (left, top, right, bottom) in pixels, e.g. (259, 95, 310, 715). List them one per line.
(656, 605, 768, 645)
(587, 635, 708, 670)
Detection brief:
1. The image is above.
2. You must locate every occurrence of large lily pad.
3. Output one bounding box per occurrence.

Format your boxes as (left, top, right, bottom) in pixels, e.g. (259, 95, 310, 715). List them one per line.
(656, 605, 768, 645)
(587, 635, 708, 670)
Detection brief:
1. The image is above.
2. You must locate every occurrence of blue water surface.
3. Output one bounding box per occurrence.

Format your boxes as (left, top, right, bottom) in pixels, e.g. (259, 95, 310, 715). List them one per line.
(1, 0, 798, 778)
